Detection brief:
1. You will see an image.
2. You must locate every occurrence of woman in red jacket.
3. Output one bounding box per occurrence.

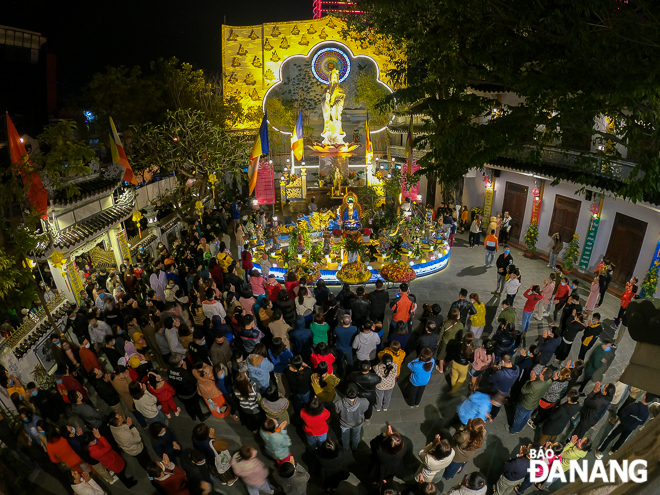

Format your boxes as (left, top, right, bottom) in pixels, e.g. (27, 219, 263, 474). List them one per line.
(84, 429, 137, 488)
(612, 279, 637, 332)
(45, 425, 85, 472)
(147, 373, 180, 418)
(300, 396, 331, 450)
(147, 454, 190, 495)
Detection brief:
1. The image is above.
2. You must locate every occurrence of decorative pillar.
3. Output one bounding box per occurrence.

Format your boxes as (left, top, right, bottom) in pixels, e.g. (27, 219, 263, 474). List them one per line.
(300, 163, 307, 199)
(578, 198, 604, 271)
(279, 176, 287, 207)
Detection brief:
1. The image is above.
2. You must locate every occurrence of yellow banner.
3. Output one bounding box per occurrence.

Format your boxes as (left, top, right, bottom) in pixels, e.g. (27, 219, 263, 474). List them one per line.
(483, 189, 494, 222)
(66, 261, 85, 305)
(117, 230, 132, 265)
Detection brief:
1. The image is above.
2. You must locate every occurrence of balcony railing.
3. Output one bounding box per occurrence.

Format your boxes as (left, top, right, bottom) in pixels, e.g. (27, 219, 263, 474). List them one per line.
(390, 145, 428, 160)
(503, 145, 638, 181)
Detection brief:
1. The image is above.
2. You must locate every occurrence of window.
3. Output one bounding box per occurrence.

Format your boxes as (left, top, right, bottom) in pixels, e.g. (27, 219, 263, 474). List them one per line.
(548, 195, 581, 241)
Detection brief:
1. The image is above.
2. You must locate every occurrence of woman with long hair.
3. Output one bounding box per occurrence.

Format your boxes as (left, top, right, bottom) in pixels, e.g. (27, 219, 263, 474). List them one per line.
(442, 418, 486, 480)
(129, 381, 169, 426)
(295, 287, 316, 326)
(374, 353, 397, 411)
(449, 332, 475, 393)
(468, 214, 482, 248)
(536, 273, 556, 320)
(192, 361, 229, 418)
(233, 372, 265, 433)
(43, 424, 86, 473)
(415, 435, 454, 482)
(368, 425, 406, 484)
(311, 342, 336, 375)
(285, 271, 299, 300)
(468, 293, 486, 339)
(407, 348, 435, 407)
(300, 396, 331, 450)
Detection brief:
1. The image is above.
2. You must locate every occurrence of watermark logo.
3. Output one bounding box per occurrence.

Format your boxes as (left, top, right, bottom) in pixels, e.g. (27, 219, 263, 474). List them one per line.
(527, 449, 647, 484)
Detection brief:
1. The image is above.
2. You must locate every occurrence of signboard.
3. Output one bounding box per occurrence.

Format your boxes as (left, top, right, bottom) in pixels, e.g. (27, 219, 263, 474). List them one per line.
(402, 160, 420, 201)
(256, 160, 276, 205)
(578, 216, 600, 270)
(65, 260, 85, 304)
(117, 230, 132, 265)
(483, 188, 494, 224)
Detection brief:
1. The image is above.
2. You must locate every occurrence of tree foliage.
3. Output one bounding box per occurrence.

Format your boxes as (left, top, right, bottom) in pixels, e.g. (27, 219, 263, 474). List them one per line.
(0, 121, 94, 310)
(129, 109, 252, 217)
(355, 70, 390, 128)
(346, 0, 660, 202)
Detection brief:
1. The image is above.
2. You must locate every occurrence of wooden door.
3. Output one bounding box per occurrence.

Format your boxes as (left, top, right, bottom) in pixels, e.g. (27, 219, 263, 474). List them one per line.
(605, 213, 647, 286)
(502, 182, 528, 241)
(548, 195, 582, 242)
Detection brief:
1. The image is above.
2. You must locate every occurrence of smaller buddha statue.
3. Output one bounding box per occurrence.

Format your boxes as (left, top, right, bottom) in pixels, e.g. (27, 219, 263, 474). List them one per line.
(341, 197, 362, 232)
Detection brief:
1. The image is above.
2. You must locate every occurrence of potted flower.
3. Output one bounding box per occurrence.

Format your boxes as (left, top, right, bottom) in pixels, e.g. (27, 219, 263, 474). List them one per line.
(362, 228, 373, 243)
(347, 171, 358, 185)
(313, 171, 326, 187)
(332, 229, 342, 242)
(523, 221, 539, 258)
(562, 234, 580, 274)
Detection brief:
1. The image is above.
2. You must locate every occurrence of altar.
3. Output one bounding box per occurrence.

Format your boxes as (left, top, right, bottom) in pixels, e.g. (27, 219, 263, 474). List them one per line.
(246, 191, 451, 286)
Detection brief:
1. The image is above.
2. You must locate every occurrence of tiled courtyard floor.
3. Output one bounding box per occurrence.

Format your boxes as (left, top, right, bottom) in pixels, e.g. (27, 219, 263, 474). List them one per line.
(34, 232, 637, 495)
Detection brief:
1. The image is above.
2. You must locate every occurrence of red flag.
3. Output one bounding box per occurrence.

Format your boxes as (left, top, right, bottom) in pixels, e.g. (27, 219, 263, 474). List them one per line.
(6, 113, 48, 217)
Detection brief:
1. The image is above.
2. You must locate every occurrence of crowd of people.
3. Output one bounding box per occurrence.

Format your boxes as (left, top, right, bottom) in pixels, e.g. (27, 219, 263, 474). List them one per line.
(1, 201, 657, 495)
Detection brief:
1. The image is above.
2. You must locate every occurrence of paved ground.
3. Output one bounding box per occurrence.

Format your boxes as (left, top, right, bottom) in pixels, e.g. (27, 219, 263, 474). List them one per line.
(33, 231, 636, 495)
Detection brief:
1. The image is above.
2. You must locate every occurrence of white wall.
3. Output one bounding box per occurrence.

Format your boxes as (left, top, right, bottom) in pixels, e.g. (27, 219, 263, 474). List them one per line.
(488, 169, 660, 294)
(462, 174, 486, 213)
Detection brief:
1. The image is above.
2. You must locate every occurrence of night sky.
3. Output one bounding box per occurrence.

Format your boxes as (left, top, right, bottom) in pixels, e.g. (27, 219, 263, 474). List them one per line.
(3, 0, 312, 98)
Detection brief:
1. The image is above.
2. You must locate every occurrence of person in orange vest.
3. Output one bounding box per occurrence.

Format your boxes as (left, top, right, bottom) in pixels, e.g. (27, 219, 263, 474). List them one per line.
(389, 283, 417, 333)
(484, 229, 499, 267)
(611, 279, 636, 343)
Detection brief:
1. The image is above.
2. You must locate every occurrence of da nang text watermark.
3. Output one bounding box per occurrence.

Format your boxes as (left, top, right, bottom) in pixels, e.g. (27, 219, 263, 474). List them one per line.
(527, 448, 648, 484)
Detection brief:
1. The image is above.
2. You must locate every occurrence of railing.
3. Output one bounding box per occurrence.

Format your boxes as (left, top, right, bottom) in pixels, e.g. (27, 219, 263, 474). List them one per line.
(503, 145, 638, 181)
(390, 145, 428, 160)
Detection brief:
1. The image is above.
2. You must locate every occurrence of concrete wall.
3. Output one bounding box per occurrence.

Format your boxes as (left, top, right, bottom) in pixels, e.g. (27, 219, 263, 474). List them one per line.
(487, 169, 659, 295)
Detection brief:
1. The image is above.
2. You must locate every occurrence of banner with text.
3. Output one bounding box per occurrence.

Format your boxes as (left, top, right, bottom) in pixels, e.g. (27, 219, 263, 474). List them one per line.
(483, 189, 494, 225)
(256, 160, 276, 205)
(66, 261, 85, 304)
(402, 160, 420, 201)
(531, 197, 542, 224)
(579, 216, 600, 270)
(117, 230, 132, 265)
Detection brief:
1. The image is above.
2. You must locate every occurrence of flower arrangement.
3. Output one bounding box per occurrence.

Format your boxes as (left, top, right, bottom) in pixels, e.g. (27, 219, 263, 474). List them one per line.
(471, 206, 482, 215)
(348, 171, 358, 182)
(381, 261, 417, 283)
(336, 262, 372, 283)
(562, 234, 581, 272)
(334, 232, 369, 260)
(386, 234, 405, 261)
(292, 263, 321, 283)
(288, 174, 298, 184)
(362, 228, 373, 236)
(332, 229, 342, 236)
(523, 220, 539, 253)
(641, 260, 660, 298)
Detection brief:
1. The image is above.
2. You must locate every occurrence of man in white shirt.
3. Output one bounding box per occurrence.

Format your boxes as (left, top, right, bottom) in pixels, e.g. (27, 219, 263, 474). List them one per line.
(88, 316, 112, 347)
(164, 316, 186, 355)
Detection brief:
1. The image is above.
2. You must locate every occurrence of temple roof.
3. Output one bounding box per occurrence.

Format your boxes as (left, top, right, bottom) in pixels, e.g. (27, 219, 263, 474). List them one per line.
(50, 176, 121, 206)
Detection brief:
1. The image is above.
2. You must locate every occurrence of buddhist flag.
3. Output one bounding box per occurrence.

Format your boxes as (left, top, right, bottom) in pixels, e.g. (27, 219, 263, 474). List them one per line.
(6, 113, 48, 217)
(365, 114, 373, 156)
(291, 110, 304, 161)
(109, 116, 138, 185)
(249, 113, 270, 195)
(404, 115, 413, 161)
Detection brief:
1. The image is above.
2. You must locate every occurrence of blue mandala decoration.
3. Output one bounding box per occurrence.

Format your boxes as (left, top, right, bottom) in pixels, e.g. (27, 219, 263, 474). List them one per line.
(311, 48, 351, 84)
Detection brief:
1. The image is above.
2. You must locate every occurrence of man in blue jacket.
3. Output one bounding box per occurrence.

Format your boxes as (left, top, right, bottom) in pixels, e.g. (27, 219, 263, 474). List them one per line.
(595, 393, 653, 458)
(537, 327, 561, 366)
(487, 352, 519, 419)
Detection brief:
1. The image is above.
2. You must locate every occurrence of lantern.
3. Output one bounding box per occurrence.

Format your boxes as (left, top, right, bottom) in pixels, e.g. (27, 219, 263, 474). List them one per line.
(132, 211, 144, 238)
